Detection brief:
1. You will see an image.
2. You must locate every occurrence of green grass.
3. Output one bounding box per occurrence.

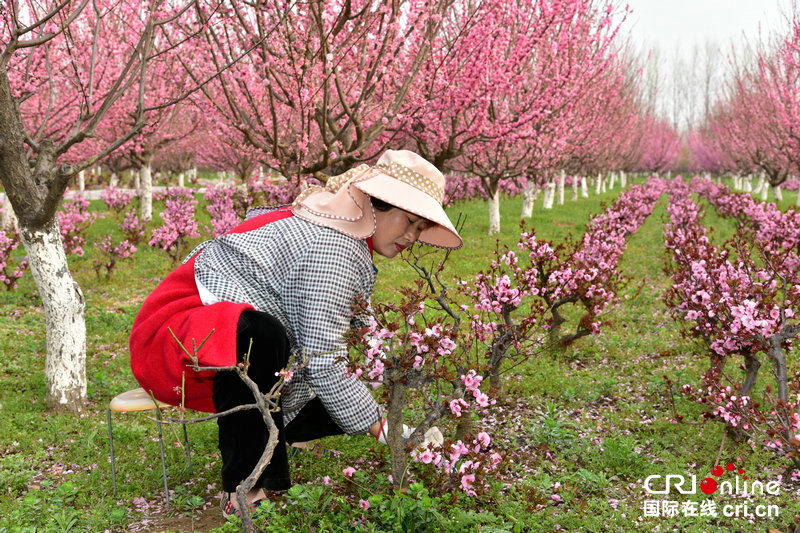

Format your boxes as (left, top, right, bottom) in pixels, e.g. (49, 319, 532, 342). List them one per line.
(0, 177, 798, 532)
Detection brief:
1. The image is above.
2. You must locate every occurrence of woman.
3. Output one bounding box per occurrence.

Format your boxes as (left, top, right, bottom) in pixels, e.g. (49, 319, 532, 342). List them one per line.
(129, 149, 462, 519)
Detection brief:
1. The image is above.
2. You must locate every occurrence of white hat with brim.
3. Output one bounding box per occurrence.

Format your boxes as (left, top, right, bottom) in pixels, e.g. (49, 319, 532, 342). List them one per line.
(292, 150, 463, 249)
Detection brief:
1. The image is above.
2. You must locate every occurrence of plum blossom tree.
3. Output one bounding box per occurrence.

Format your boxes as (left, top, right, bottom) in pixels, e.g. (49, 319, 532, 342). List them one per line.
(0, 0, 212, 411)
(178, 0, 456, 183)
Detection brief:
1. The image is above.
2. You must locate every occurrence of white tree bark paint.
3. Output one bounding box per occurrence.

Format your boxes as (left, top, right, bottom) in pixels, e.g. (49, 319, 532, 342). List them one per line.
(581, 177, 588, 198)
(109, 172, 119, 188)
(78, 170, 85, 192)
(1, 196, 18, 232)
(761, 183, 769, 201)
(488, 190, 501, 235)
(543, 181, 555, 209)
(557, 172, 565, 205)
(178, 172, 185, 188)
(608, 173, 616, 190)
(595, 173, 602, 195)
(20, 220, 86, 411)
(133, 169, 140, 190)
(743, 176, 752, 193)
(521, 180, 538, 218)
(753, 175, 764, 196)
(571, 175, 578, 200)
(774, 185, 783, 201)
(140, 163, 153, 221)
(601, 175, 607, 193)
(620, 171, 627, 188)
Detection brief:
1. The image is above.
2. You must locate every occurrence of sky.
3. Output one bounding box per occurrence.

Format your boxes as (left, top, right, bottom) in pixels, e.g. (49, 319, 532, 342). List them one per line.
(622, 0, 794, 57)
(620, 0, 795, 129)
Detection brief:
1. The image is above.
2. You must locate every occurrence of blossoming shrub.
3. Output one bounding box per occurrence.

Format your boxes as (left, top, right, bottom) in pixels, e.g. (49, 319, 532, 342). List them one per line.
(58, 195, 97, 256)
(149, 189, 199, 263)
(203, 186, 241, 237)
(663, 178, 800, 465)
(93, 236, 137, 280)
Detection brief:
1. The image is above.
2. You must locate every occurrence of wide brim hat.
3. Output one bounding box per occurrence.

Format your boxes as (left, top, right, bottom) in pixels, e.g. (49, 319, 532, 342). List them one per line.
(292, 150, 463, 249)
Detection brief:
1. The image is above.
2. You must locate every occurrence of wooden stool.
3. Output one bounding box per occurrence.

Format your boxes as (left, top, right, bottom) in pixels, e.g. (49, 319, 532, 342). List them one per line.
(107, 387, 193, 509)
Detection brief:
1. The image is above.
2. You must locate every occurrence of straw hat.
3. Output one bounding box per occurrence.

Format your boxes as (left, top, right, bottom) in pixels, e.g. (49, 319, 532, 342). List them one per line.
(292, 150, 462, 249)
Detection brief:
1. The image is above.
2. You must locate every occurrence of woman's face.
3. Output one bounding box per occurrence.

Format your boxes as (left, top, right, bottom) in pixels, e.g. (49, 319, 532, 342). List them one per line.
(372, 206, 432, 258)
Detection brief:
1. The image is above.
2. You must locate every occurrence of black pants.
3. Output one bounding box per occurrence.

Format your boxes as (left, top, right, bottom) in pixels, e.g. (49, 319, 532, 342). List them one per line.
(212, 309, 345, 492)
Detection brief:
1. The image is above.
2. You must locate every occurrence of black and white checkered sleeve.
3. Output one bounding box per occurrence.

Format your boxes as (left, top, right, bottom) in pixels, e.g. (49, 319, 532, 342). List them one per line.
(283, 232, 381, 435)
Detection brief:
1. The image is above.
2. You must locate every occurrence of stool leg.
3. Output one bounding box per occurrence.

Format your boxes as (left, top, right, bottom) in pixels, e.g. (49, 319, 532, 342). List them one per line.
(182, 422, 193, 475)
(156, 409, 170, 510)
(107, 408, 117, 497)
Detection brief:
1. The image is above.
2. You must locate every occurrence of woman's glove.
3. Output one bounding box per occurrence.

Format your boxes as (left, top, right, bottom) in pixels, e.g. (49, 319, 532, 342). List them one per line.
(375, 418, 412, 444)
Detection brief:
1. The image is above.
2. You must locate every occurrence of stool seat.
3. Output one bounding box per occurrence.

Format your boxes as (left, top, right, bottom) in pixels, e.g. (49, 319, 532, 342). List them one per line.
(107, 386, 193, 509)
(110, 387, 172, 412)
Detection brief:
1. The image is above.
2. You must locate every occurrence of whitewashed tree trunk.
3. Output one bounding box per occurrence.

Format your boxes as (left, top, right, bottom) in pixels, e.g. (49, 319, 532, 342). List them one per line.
(543, 181, 556, 209)
(608, 173, 616, 190)
(595, 173, 602, 195)
(133, 169, 140, 190)
(774, 185, 783, 201)
(601, 175, 607, 193)
(581, 177, 588, 198)
(259, 166, 265, 180)
(140, 163, 153, 221)
(521, 180, 538, 218)
(571, 175, 578, 200)
(77, 170, 85, 192)
(19, 220, 86, 411)
(217, 170, 225, 185)
(557, 172, 565, 205)
(620, 171, 627, 188)
(488, 190, 501, 235)
(178, 172, 185, 188)
(1, 196, 18, 232)
(109, 172, 119, 188)
(753, 175, 764, 196)
(761, 183, 769, 201)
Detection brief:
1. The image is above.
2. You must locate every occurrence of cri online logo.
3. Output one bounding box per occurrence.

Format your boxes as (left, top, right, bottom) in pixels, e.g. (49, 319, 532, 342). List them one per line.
(643, 463, 780, 496)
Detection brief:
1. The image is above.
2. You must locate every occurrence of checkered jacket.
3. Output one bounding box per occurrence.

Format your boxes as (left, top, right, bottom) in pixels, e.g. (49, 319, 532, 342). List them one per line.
(190, 209, 381, 435)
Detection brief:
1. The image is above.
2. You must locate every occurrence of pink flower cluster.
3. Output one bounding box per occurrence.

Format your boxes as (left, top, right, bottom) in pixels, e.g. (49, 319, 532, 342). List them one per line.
(149, 191, 200, 263)
(203, 186, 241, 237)
(0, 230, 28, 290)
(93, 236, 137, 280)
(665, 178, 798, 358)
(100, 187, 133, 215)
(58, 195, 98, 256)
(412, 430, 502, 497)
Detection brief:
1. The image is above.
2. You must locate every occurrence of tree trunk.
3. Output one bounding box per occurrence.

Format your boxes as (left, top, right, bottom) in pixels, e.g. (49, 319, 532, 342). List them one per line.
(760, 183, 769, 202)
(557, 172, 565, 205)
(521, 180, 537, 218)
(386, 376, 410, 490)
(595, 173, 602, 195)
(743, 175, 752, 193)
(601, 175, 607, 193)
(620, 171, 627, 188)
(571, 175, 578, 200)
(1, 196, 18, 232)
(488, 189, 501, 235)
(581, 177, 588, 198)
(20, 219, 86, 412)
(109, 172, 119, 188)
(178, 172, 185, 188)
(774, 185, 783, 201)
(78, 170, 85, 192)
(753, 174, 764, 196)
(543, 181, 555, 209)
(140, 162, 153, 221)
